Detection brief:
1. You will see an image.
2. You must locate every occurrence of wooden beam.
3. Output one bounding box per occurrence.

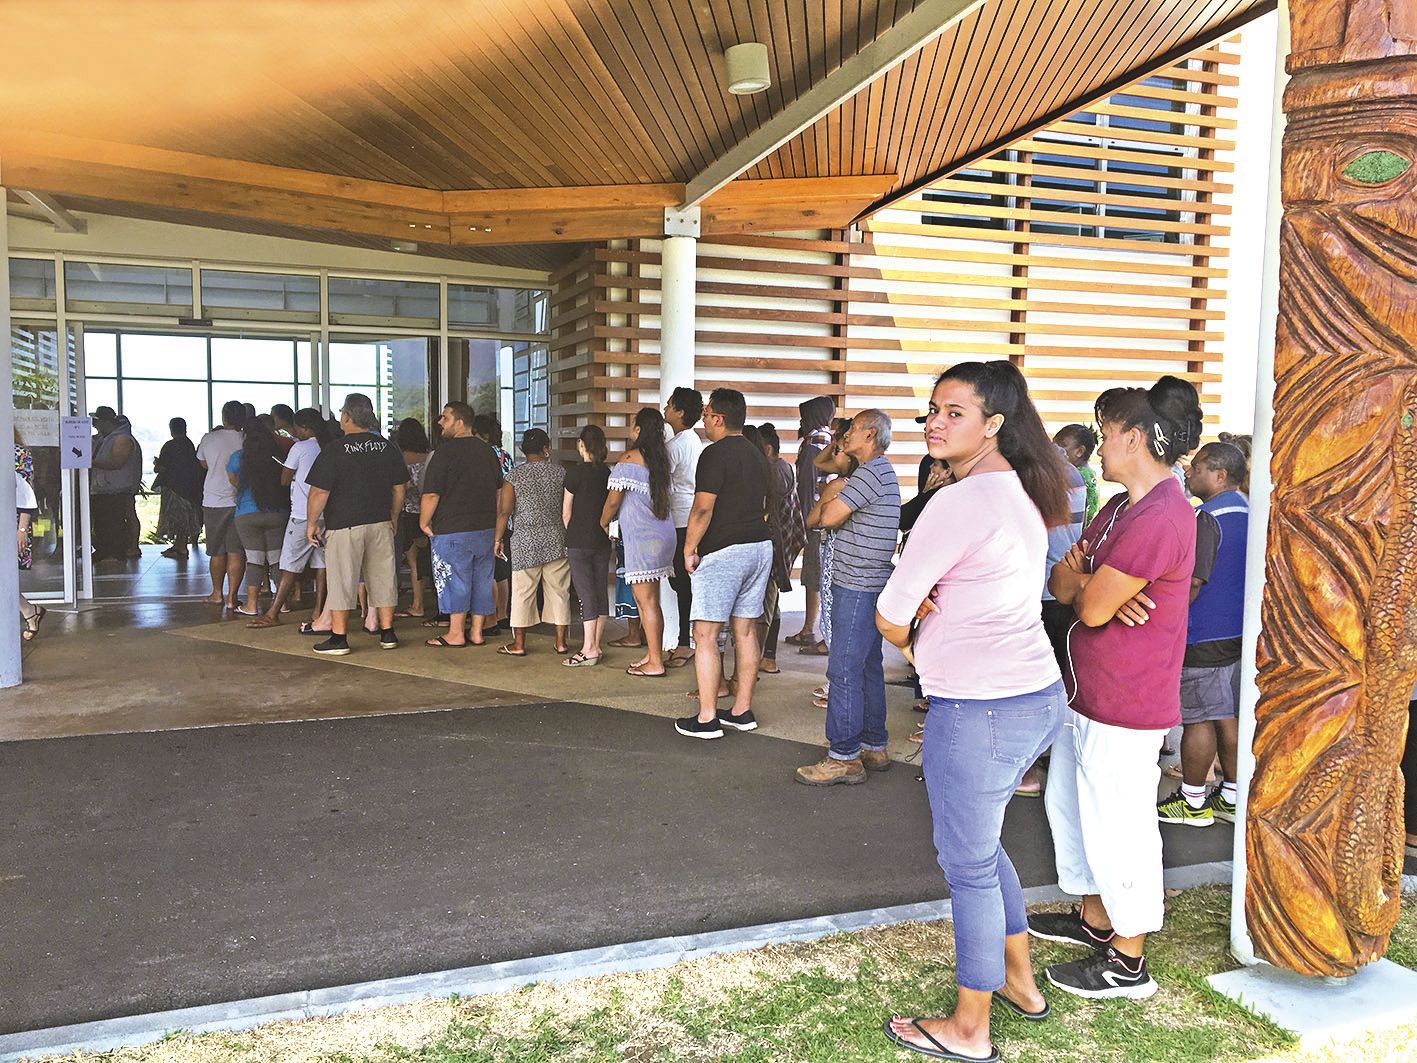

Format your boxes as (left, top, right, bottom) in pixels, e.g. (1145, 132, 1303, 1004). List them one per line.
(2, 131, 893, 248)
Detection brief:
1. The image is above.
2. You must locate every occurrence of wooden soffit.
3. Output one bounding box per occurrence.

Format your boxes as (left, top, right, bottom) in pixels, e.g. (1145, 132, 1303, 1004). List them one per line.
(0, 132, 895, 248)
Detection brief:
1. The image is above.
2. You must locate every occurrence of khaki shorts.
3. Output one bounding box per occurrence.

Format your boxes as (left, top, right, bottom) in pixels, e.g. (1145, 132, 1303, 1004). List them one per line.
(510, 558, 572, 629)
(324, 522, 398, 612)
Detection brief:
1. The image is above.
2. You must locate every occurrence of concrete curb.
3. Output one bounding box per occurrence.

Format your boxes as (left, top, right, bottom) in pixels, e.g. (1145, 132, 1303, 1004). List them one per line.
(1, 862, 1235, 1061)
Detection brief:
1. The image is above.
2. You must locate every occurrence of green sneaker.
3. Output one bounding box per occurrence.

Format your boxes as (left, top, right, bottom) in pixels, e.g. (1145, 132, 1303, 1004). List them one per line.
(1209, 791, 1237, 824)
(1157, 789, 1213, 827)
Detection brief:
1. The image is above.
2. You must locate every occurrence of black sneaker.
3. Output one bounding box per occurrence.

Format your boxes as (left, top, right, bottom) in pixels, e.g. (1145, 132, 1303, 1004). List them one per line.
(313, 635, 351, 656)
(379, 628, 399, 650)
(675, 715, 723, 740)
(1046, 947, 1157, 999)
(716, 709, 758, 731)
(1027, 907, 1116, 949)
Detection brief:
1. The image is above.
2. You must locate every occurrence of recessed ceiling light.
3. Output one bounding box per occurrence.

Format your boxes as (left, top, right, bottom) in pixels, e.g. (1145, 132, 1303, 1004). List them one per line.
(725, 43, 770, 95)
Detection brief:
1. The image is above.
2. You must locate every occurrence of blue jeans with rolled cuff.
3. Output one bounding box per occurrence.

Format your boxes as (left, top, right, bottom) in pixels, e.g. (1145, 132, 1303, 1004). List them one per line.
(922, 681, 1065, 991)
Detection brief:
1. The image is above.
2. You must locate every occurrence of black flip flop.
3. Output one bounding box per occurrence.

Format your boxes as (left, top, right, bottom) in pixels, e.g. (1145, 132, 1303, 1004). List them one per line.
(994, 994, 1050, 1021)
(425, 636, 468, 648)
(881, 1019, 999, 1062)
(299, 623, 333, 637)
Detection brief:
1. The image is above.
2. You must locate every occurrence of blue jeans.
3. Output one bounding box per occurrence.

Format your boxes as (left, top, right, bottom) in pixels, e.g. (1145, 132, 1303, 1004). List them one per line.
(825, 584, 887, 760)
(923, 681, 1065, 991)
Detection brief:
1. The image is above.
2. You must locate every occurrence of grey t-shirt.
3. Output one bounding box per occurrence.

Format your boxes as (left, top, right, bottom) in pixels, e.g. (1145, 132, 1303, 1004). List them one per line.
(831, 455, 901, 592)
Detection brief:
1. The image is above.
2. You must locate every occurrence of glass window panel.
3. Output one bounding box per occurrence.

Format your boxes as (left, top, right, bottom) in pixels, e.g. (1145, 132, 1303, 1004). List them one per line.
(210, 337, 298, 383)
(328, 341, 382, 386)
(84, 331, 119, 377)
(327, 276, 438, 326)
(210, 382, 301, 423)
(200, 269, 319, 321)
(64, 261, 193, 315)
(11, 325, 62, 410)
(447, 284, 499, 328)
(118, 333, 207, 380)
(119, 380, 212, 477)
(86, 377, 119, 416)
(9, 258, 57, 309)
(297, 341, 314, 384)
(386, 338, 435, 437)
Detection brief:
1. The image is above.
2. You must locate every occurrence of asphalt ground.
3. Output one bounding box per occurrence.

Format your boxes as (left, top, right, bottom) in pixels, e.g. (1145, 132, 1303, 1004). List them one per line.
(3, 700, 1237, 1033)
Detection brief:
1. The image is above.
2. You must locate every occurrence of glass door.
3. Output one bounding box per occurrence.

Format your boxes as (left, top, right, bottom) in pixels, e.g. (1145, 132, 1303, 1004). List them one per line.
(12, 322, 78, 603)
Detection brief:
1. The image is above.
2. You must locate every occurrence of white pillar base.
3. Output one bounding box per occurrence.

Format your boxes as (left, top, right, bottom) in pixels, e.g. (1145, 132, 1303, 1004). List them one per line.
(1209, 959, 1417, 1047)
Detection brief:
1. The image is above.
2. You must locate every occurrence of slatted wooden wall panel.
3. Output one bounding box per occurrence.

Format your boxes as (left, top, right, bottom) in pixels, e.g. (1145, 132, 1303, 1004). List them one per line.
(549, 46, 1240, 486)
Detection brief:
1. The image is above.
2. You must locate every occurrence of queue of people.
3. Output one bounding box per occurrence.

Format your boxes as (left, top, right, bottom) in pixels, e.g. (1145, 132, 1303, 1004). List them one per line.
(44, 368, 1367, 1062)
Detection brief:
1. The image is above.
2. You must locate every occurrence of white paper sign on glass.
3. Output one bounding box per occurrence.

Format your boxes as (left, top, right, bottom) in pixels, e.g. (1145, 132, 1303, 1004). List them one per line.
(13, 408, 60, 448)
(60, 416, 93, 469)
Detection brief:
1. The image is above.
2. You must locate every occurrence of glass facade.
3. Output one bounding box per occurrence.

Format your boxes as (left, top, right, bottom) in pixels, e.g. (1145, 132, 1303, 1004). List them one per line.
(7, 251, 549, 600)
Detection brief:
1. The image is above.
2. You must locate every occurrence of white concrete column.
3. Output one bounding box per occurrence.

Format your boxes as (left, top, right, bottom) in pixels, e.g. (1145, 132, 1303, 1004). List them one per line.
(1230, 0, 1290, 967)
(0, 171, 24, 686)
(659, 206, 700, 398)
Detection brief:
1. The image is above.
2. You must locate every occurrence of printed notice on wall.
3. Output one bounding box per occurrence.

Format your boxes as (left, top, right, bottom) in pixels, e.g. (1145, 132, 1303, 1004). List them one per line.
(60, 415, 93, 469)
(13, 408, 60, 448)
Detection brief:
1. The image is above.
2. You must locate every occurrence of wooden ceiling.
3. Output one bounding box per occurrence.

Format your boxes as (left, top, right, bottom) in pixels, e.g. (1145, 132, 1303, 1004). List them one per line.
(0, 0, 1273, 274)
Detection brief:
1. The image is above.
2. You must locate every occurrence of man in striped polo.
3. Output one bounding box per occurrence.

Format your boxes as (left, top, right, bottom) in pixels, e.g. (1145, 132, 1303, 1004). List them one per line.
(796, 408, 902, 786)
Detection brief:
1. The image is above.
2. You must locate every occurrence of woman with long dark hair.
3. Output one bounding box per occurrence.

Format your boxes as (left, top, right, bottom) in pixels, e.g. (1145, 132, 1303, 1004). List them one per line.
(394, 417, 431, 618)
(246, 408, 334, 632)
(788, 395, 836, 646)
(602, 407, 676, 677)
(227, 418, 291, 616)
(1030, 375, 1202, 1003)
(877, 361, 1070, 1060)
(562, 424, 612, 666)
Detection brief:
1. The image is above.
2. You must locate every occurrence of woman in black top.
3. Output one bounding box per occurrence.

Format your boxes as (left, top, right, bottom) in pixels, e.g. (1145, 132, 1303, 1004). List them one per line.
(154, 417, 205, 559)
(563, 425, 612, 666)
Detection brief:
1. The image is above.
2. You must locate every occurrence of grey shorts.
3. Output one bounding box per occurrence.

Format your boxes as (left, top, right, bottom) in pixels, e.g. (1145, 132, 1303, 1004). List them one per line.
(236, 511, 288, 568)
(203, 506, 242, 556)
(325, 522, 398, 612)
(279, 517, 326, 572)
(690, 540, 773, 624)
(1179, 662, 1241, 725)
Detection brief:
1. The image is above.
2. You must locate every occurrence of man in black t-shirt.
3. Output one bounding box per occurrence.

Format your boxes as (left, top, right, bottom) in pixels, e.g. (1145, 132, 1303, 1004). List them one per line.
(419, 401, 506, 648)
(304, 393, 409, 655)
(676, 388, 774, 741)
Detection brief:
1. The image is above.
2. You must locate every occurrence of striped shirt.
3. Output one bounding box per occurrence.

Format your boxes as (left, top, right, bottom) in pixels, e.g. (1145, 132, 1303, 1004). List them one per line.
(831, 455, 901, 592)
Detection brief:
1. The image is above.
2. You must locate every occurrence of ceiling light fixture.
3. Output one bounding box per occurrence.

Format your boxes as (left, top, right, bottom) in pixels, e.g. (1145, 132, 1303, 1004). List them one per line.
(391, 239, 418, 253)
(725, 42, 770, 95)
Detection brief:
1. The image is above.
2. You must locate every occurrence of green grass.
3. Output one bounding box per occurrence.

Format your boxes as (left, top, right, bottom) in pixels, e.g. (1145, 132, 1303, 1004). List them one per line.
(76, 886, 1417, 1063)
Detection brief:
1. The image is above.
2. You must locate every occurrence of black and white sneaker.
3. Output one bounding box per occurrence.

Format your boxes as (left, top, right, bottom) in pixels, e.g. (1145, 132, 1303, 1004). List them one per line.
(1027, 907, 1116, 949)
(674, 715, 724, 740)
(716, 709, 758, 731)
(1046, 947, 1157, 1000)
(313, 635, 351, 656)
(379, 628, 399, 650)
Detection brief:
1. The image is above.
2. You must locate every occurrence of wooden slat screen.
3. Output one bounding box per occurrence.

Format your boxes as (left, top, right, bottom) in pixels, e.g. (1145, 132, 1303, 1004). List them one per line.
(549, 47, 1239, 487)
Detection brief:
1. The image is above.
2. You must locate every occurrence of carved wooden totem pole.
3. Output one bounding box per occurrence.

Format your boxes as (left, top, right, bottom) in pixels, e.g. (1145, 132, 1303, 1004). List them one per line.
(1247, 0, 1417, 976)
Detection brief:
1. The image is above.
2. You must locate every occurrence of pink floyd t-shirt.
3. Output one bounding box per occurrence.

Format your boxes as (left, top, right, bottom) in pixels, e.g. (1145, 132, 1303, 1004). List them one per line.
(1065, 476, 1196, 730)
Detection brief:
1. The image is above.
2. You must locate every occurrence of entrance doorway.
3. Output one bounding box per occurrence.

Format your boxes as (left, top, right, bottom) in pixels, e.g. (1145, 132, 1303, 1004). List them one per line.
(80, 329, 439, 599)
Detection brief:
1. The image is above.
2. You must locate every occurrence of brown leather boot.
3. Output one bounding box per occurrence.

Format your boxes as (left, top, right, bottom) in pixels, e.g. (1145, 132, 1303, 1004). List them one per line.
(860, 749, 891, 772)
(795, 755, 866, 786)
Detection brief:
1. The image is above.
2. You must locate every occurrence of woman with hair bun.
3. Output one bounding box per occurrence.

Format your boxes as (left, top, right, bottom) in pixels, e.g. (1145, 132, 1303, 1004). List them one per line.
(1029, 374, 1202, 1003)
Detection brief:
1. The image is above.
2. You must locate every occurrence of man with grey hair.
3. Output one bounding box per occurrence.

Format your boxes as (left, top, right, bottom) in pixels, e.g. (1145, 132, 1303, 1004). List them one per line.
(796, 408, 901, 786)
(303, 393, 409, 655)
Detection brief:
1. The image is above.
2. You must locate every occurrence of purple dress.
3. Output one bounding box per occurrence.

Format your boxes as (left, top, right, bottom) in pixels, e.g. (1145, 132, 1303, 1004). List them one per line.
(609, 461, 674, 583)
